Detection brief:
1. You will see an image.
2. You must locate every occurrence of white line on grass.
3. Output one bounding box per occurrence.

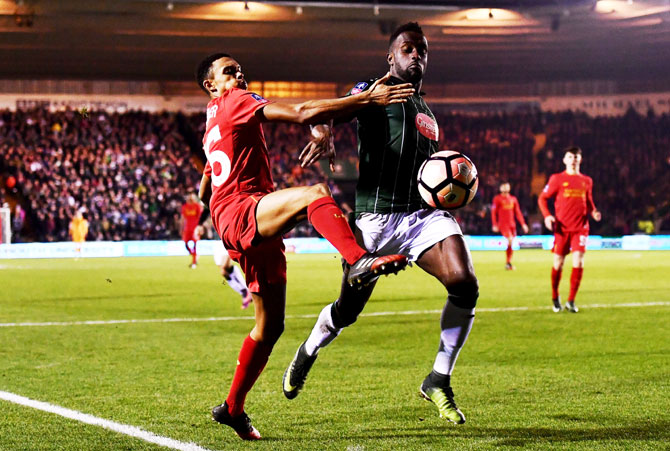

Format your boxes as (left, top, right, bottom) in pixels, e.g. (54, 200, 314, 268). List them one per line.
(0, 390, 212, 451)
(0, 301, 668, 328)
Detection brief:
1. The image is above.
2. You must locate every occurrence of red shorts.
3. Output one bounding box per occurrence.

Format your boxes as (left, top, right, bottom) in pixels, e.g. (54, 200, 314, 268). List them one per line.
(182, 228, 198, 243)
(553, 230, 588, 255)
(213, 194, 287, 293)
(499, 225, 516, 239)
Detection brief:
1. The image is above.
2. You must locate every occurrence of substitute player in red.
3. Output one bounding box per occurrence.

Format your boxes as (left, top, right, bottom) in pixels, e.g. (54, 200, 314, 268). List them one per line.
(491, 182, 529, 270)
(196, 53, 412, 440)
(538, 147, 601, 313)
(181, 193, 203, 268)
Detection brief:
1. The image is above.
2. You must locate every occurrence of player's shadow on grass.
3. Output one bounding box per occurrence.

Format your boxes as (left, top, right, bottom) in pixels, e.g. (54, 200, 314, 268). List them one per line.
(261, 420, 670, 444)
(419, 421, 670, 445)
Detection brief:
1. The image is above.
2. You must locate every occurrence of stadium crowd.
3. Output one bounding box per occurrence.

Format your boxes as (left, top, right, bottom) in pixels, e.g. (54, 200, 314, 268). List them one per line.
(0, 108, 201, 242)
(1, 106, 669, 242)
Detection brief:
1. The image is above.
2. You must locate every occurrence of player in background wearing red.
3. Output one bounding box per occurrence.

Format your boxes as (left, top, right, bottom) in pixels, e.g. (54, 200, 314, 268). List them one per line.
(491, 182, 529, 270)
(181, 193, 203, 269)
(196, 53, 412, 440)
(538, 147, 601, 313)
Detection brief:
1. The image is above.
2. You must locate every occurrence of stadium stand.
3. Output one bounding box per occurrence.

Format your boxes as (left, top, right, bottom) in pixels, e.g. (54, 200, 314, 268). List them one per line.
(2, 107, 669, 242)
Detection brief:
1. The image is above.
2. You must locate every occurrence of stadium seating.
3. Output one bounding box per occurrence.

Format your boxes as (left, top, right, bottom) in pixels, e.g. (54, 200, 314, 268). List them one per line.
(2, 107, 669, 241)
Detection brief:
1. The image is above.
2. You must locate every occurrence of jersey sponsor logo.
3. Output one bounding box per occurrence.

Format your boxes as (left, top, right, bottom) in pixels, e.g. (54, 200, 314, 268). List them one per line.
(349, 82, 368, 95)
(250, 93, 269, 104)
(415, 113, 439, 141)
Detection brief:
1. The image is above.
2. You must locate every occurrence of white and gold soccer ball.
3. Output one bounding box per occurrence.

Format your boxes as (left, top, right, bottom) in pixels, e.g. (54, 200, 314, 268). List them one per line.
(417, 150, 479, 210)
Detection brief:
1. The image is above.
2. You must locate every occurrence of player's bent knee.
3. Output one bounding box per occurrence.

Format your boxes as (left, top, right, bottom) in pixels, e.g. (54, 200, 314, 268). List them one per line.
(446, 275, 479, 309)
(309, 182, 331, 201)
(258, 321, 285, 345)
(331, 300, 363, 328)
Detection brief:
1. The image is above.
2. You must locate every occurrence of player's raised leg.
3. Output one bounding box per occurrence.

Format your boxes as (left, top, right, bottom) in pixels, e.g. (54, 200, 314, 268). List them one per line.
(256, 183, 408, 285)
(416, 235, 478, 425)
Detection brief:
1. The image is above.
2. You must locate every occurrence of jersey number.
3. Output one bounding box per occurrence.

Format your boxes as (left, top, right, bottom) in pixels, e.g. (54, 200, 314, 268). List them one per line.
(204, 125, 231, 187)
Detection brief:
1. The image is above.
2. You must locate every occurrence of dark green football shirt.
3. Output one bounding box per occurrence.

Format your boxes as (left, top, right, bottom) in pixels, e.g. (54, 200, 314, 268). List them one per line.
(347, 77, 439, 214)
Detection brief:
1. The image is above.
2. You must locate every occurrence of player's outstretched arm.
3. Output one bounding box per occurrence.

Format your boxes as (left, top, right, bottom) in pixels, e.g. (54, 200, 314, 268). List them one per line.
(258, 73, 414, 125)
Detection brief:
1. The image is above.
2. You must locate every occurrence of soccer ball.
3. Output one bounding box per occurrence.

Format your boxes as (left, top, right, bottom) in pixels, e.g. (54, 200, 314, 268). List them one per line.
(417, 150, 479, 210)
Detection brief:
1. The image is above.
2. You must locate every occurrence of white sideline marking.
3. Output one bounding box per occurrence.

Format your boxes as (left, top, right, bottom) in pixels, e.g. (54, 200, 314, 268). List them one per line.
(0, 390, 212, 451)
(0, 301, 668, 328)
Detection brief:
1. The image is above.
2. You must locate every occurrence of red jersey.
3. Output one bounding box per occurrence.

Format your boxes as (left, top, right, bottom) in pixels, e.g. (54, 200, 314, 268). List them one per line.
(491, 194, 526, 229)
(538, 171, 596, 232)
(181, 202, 203, 231)
(202, 88, 274, 236)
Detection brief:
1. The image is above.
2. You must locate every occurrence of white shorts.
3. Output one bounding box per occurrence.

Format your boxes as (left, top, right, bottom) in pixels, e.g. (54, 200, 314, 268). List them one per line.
(213, 241, 230, 266)
(355, 209, 462, 262)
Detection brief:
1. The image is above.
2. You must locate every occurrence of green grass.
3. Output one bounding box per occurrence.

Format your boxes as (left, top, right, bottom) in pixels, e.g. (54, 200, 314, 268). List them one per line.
(0, 250, 669, 450)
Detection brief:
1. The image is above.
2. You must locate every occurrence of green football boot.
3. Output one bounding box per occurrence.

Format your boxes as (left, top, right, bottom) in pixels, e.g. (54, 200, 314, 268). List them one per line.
(283, 342, 317, 400)
(419, 377, 466, 424)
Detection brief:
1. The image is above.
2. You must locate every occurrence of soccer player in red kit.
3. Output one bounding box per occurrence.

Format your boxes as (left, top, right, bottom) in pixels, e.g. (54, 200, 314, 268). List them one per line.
(195, 53, 413, 440)
(181, 193, 203, 268)
(491, 182, 528, 270)
(538, 147, 601, 313)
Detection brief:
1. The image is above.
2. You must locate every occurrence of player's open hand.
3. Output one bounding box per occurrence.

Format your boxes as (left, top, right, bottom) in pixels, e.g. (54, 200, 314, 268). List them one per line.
(522, 224, 529, 234)
(366, 72, 414, 105)
(492, 225, 499, 233)
(544, 215, 555, 231)
(592, 210, 602, 222)
(299, 123, 335, 171)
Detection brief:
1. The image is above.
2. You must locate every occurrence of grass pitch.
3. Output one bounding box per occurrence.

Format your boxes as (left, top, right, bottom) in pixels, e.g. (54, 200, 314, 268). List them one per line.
(0, 250, 668, 450)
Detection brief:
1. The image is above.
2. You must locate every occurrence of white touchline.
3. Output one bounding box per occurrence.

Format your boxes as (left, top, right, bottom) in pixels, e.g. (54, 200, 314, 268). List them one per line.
(0, 301, 668, 328)
(0, 390, 212, 451)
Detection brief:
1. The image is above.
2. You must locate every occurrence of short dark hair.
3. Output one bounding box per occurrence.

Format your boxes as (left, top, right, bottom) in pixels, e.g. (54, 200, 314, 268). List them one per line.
(389, 22, 424, 48)
(195, 53, 231, 94)
(564, 146, 582, 156)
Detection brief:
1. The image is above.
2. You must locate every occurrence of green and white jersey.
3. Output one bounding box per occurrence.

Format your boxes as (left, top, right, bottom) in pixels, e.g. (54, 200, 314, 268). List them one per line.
(347, 77, 439, 214)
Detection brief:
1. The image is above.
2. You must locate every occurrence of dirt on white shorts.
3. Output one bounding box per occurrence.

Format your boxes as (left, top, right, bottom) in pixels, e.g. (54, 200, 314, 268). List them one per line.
(355, 209, 463, 262)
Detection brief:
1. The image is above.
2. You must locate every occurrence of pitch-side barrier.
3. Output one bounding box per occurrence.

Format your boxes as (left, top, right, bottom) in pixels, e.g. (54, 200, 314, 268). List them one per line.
(1, 235, 669, 259)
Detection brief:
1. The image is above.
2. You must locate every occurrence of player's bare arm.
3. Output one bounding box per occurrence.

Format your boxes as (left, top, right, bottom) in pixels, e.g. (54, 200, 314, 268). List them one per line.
(258, 73, 414, 125)
(199, 173, 212, 205)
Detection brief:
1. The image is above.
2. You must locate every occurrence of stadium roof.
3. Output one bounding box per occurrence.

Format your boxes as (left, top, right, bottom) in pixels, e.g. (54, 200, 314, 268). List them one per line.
(0, 0, 669, 87)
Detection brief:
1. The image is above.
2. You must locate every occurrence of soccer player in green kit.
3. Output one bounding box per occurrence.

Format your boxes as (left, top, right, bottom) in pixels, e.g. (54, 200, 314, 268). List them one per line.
(283, 22, 479, 425)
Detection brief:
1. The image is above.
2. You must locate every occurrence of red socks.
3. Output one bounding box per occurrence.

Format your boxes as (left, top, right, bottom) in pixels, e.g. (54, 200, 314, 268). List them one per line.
(506, 245, 513, 264)
(551, 267, 562, 299)
(226, 335, 273, 416)
(307, 197, 366, 265)
(568, 267, 584, 302)
(191, 243, 197, 265)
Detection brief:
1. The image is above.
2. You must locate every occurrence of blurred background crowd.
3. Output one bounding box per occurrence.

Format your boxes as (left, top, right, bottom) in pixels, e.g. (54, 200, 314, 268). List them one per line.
(2, 106, 669, 243)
